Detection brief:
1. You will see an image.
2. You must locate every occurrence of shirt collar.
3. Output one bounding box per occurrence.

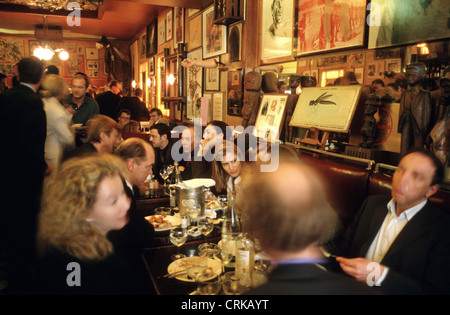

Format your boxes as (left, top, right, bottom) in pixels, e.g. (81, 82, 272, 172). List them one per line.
(387, 198, 427, 221)
(20, 82, 36, 93)
(125, 179, 134, 194)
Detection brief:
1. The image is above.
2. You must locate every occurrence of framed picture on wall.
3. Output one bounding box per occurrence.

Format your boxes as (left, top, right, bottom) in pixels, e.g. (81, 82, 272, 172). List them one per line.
(158, 17, 166, 46)
(202, 6, 227, 58)
(140, 34, 147, 58)
(254, 94, 289, 141)
(227, 69, 243, 117)
(294, 0, 367, 56)
(146, 19, 158, 57)
(204, 58, 220, 91)
(85, 47, 99, 60)
(189, 13, 202, 50)
(174, 7, 184, 49)
(228, 21, 242, 62)
(148, 57, 155, 76)
(260, 0, 293, 62)
(186, 48, 203, 119)
(368, 0, 450, 49)
(166, 9, 173, 41)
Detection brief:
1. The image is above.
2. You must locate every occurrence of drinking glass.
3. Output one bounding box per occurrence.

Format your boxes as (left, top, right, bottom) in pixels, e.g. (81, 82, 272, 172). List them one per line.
(187, 204, 201, 221)
(220, 238, 234, 273)
(197, 217, 214, 244)
(187, 258, 208, 294)
(169, 227, 187, 260)
(222, 271, 245, 295)
(197, 278, 222, 295)
(217, 195, 228, 208)
(159, 165, 174, 191)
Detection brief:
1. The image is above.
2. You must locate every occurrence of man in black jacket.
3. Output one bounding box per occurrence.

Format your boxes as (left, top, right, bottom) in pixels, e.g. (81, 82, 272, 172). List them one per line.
(326, 149, 450, 294)
(0, 56, 46, 294)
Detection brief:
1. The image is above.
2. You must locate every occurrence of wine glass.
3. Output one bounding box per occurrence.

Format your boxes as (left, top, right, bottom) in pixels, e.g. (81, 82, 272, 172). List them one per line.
(197, 277, 222, 295)
(187, 258, 208, 294)
(159, 165, 174, 193)
(220, 238, 234, 273)
(222, 271, 245, 295)
(169, 227, 187, 260)
(187, 204, 201, 221)
(198, 217, 214, 244)
(217, 195, 228, 208)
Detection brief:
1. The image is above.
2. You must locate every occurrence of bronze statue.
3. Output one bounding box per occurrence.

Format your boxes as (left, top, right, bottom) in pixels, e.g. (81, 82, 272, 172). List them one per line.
(241, 71, 262, 128)
(398, 63, 432, 156)
(360, 94, 380, 148)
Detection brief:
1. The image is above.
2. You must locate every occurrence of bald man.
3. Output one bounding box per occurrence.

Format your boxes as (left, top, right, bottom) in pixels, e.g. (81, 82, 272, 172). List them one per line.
(240, 162, 380, 295)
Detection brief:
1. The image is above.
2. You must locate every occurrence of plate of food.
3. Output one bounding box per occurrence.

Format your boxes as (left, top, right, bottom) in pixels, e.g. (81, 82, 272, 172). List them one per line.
(145, 213, 181, 231)
(205, 200, 222, 211)
(167, 256, 222, 282)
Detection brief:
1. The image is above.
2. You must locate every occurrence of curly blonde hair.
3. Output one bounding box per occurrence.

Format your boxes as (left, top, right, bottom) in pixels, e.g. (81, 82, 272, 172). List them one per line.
(37, 154, 128, 261)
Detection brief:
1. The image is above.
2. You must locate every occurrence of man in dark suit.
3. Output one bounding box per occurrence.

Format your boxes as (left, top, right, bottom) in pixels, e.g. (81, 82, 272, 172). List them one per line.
(111, 137, 156, 294)
(149, 123, 174, 184)
(116, 88, 149, 122)
(326, 149, 450, 294)
(96, 80, 122, 119)
(0, 56, 46, 294)
(240, 162, 379, 295)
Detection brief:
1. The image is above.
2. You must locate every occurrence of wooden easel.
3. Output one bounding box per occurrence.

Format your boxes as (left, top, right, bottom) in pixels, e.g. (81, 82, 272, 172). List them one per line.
(296, 127, 329, 150)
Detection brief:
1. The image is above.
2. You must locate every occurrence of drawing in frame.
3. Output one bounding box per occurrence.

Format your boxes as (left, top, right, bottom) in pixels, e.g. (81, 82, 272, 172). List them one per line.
(166, 9, 173, 41)
(202, 6, 227, 59)
(289, 85, 362, 133)
(227, 69, 243, 117)
(140, 34, 146, 58)
(185, 48, 203, 119)
(158, 17, 166, 47)
(148, 56, 155, 76)
(174, 7, 184, 49)
(146, 19, 157, 57)
(189, 13, 202, 50)
(254, 94, 289, 141)
(204, 58, 220, 91)
(368, 0, 450, 49)
(260, 0, 294, 62)
(294, 0, 367, 56)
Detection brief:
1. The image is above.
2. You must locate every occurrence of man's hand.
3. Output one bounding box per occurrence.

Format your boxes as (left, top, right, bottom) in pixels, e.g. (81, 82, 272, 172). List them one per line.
(336, 257, 386, 283)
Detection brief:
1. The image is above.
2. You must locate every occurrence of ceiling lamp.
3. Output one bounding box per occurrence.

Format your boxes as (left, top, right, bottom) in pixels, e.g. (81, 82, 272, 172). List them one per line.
(33, 16, 70, 61)
(58, 49, 69, 61)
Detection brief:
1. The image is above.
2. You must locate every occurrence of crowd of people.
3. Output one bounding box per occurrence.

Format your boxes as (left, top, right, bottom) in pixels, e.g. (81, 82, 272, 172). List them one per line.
(0, 56, 449, 296)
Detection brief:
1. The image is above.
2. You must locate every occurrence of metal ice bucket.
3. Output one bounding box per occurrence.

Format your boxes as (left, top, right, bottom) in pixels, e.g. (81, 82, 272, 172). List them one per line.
(174, 185, 206, 217)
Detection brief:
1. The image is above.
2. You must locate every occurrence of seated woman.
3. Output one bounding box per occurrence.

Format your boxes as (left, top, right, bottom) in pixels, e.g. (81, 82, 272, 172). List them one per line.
(40, 74, 75, 171)
(35, 154, 152, 295)
(211, 140, 245, 197)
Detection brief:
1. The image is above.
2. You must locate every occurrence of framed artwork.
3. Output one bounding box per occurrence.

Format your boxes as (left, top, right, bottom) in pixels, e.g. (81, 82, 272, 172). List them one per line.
(85, 47, 99, 60)
(227, 69, 244, 116)
(254, 94, 289, 141)
(1, 38, 23, 64)
(185, 48, 203, 119)
(212, 92, 224, 121)
(295, 0, 367, 56)
(166, 9, 173, 41)
(140, 34, 147, 58)
(174, 7, 184, 49)
(146, 19, 158, 57)
(63, 42, 77, 53)
(204, 58, 220, 91)
(189, 14, 202, 50)
(368, 0, 450, 49)
(260, 0, 293, 61)
(86, 60, 99, 70)
(65, 54, 85, 76)
(228, 21, 242, 62)
(148, 57, 155, 76)
(158, 17, 166, 46)
(202, 6, 227, 58)
(290, 85, 363, 133)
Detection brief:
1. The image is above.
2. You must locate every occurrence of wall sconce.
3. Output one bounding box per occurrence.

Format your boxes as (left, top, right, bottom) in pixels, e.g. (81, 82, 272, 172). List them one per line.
(146, 77, 151, 87)
(417, 43, 429, 55)
(132, 80, 137, 88)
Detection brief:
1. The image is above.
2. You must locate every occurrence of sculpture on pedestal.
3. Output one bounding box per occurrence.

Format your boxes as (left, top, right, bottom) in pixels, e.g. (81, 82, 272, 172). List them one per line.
(398, 63, 432, 156)
(241, 71, 262, 128)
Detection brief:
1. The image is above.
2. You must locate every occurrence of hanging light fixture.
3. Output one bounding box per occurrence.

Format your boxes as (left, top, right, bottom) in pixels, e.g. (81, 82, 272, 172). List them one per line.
(33, 16, 69, 61)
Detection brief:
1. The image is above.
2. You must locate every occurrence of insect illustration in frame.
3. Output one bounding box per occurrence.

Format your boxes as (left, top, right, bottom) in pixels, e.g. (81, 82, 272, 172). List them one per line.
(309, 92, 337, 106)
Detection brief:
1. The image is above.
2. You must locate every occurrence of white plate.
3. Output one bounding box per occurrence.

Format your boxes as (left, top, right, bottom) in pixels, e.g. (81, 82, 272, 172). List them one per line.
(145, 214, 181, 231)
(167, 256, 222, 282)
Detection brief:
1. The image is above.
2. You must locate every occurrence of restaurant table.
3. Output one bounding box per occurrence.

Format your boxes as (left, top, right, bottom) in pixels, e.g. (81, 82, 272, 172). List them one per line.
(142, 227, 222, 295)
(136, 194, 170, 216)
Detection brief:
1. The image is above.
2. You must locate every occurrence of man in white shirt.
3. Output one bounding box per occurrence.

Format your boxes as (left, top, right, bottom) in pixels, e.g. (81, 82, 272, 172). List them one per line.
(326, 149, 450, 294)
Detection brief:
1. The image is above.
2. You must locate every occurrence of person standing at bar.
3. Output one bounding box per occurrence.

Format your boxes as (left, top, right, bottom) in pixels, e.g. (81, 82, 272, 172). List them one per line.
(67, 72, 99, 126)
(0, 56, 46, 294)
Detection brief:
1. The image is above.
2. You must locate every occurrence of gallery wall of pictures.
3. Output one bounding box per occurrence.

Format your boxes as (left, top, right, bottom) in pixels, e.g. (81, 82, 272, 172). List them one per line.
(0, 35, 110, 91)
(127, 0, 448, 128)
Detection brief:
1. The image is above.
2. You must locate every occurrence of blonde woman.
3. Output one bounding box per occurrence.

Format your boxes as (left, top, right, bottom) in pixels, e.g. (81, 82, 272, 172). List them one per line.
(40, 74, 75, 171)
(35, 154, 150, 295)
(211, 140, 245, 196)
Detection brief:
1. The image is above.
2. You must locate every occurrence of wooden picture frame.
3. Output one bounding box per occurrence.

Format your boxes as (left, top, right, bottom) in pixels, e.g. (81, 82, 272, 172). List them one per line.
(289, 85, 363, 133)
(294, 0, 367, 56)
(202, 6, 227, 58)
(85, 47, 99, 60)
(227, 69, 243, 117)
(368, 0, 450, 49)
(259, 0, 294, 62)
(146, 19, 158, 57)
(212, 92, 224, 122)
(158, 17, 166, 46)
(173, 7, 185, 49)
(148, 57, 155, 76)
(204, 58, 220, 91)
(140, 34, 147, 58)
(185, 48, 203, 119)
(254, 94, 288, 141)
(228, 21, 242, 62)
(166, 9, 173, 41)
(189, 13, 202, 50)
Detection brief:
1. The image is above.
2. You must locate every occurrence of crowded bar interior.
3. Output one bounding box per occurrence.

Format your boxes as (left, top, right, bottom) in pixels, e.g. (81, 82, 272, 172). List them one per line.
(1, 0, 450, 300)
